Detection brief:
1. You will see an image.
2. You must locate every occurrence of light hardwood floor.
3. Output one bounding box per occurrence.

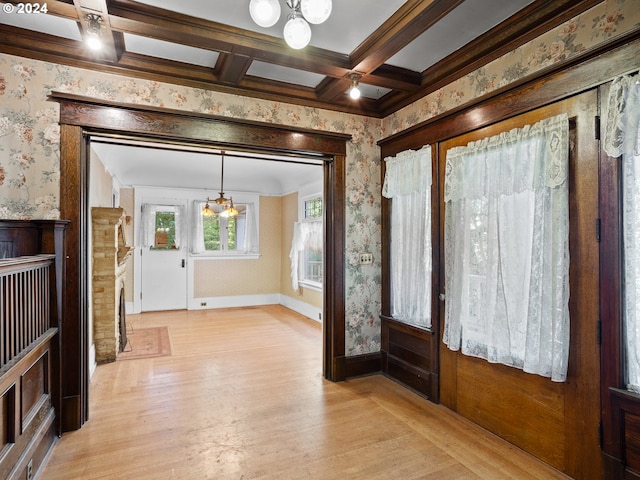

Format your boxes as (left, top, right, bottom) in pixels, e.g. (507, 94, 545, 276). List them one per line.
(41, 305, 569, 479)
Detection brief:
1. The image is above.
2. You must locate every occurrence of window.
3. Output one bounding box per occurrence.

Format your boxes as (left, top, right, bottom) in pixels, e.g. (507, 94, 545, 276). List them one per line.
(442, 113, 570, 382)
(290, 195, 323, 290)
(382, 146, 432, 329)
(603, 73, 640, 392)
(153, 210, 176, 249)
(302, 196, 323, 287)
(141, 203, 184, 249)
(305, 197, 322, 219)
(202, 204, 247, 252)
(191, 200, 258, 256)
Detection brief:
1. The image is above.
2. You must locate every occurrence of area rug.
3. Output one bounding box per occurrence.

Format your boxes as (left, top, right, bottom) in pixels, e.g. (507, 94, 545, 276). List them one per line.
(117, 326, 171, 361)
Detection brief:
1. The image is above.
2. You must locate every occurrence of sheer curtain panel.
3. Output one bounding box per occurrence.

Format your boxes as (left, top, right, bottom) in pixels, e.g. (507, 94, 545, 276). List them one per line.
(382, 145, 432, 328)
(443, 113, 570, 382)
(604, 73, 640, 392)
(289, 221, 323, 290)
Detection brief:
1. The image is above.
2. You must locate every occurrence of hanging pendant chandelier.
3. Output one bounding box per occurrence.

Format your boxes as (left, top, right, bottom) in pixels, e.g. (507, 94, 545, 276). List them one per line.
(249, 0, 332, 50)
(202, 151, 238, 217)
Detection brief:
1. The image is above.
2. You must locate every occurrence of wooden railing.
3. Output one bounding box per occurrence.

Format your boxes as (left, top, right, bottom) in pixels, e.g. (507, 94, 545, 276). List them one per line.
(0, 254, 55, 371)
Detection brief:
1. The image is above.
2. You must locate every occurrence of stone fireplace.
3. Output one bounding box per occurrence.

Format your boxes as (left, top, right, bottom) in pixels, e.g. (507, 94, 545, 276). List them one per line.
(92, 207, 133, 364)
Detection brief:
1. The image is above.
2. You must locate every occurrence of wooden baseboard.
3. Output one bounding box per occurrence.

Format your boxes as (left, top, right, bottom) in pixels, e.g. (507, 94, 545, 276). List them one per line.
(344, 353, 382, 379)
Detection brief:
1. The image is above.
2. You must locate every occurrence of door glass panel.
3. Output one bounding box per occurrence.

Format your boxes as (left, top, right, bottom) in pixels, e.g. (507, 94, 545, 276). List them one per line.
(152, 209, 177, 249)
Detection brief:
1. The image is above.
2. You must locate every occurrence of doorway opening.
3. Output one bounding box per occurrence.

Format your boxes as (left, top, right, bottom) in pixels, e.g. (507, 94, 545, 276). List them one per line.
(55, 93, 348, 431)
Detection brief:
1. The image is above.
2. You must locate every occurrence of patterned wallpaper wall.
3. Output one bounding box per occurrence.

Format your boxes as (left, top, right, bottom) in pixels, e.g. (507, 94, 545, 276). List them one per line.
(0, 0, 637, 356)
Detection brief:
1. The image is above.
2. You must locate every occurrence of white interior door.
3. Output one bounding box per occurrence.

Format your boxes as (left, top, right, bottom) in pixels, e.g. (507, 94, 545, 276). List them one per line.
(140, 203, 187, 311)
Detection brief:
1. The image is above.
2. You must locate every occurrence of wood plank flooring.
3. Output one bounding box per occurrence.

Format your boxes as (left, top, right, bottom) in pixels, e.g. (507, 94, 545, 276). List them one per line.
(40, 305, 570, 479)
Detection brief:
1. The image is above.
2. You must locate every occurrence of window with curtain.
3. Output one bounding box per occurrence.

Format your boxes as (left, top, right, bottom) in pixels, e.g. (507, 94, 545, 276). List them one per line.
(382, 145, 432, 329)
(141, 203, 185, 249)
(191, 201, 258, 255)
(442, 113, 570, 382)
(603, 73, 640, 392)
(289, 220, 323, 290)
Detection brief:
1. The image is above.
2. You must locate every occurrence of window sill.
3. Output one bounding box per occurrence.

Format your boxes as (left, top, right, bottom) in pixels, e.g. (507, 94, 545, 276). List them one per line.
(190, 253, 261, 260)
(299, 280, 323, 292)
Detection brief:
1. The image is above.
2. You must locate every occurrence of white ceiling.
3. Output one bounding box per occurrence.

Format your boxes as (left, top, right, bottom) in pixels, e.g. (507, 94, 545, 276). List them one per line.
(91, 139, 324, 196)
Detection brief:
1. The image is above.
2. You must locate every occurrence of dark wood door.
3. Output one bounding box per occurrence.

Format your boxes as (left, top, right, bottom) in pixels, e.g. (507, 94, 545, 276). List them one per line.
(437, 90, 601, 479)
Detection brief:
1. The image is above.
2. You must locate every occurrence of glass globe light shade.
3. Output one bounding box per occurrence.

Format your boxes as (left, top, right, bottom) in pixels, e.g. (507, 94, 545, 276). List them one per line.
(249, 0, 281, 28)
(300, 0, 332, 24)
(349, 86, 361, 100)
(283, 16, 311, 49)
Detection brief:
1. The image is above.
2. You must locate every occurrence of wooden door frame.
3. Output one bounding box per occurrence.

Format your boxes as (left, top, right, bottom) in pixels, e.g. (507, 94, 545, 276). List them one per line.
(52, 92, 349, 431)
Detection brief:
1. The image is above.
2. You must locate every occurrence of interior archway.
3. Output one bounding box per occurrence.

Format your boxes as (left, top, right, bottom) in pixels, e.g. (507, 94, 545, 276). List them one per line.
(53, 92, 349, 432)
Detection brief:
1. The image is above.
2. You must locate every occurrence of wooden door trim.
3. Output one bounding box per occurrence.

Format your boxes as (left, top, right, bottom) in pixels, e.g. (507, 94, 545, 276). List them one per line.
(52, 93, 349, 431)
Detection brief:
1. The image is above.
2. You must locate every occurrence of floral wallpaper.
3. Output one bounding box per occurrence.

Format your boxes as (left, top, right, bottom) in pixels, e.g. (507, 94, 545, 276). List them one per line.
(0, 0, 638, 356)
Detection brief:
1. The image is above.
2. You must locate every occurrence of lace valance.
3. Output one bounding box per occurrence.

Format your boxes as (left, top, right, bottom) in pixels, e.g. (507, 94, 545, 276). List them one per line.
(382, 145, 432, 198)
(444, 113, 569, 202)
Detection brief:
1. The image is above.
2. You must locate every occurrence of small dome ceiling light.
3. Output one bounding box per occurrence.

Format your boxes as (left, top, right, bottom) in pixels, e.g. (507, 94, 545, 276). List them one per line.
(283, 12, 311, 49)
(300, 0, 332, 24)
(249, 0, 281, 28)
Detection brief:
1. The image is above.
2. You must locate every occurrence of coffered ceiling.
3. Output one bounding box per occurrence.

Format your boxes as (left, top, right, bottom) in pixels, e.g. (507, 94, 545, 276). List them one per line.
(0, 0, 599, 117)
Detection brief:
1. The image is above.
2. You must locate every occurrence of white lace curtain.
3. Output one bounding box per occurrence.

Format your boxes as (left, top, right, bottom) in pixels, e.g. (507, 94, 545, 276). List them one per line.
(443, 113, 570, 382)
(140, 203, 185, 248)
(190, 201, 258, 254)
(382, 145, 432, 328)
(603, 73, 640, 392)
(289, 220, 323, 290)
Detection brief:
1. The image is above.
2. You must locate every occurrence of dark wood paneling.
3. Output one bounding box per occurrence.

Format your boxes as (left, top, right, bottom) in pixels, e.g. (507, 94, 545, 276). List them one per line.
(343, 353, 381, 378)
(381, 317, 438, 400)
(610, 389, 640, 479)
(0, 221, 66, 477)
(386, 357, 434, 399)
(456, 354, 565, 468)
(0, 222, 38, 259)
(0, 385, 15, 451)
(625, 412, 640, 473)
(21, 353, 48, 431)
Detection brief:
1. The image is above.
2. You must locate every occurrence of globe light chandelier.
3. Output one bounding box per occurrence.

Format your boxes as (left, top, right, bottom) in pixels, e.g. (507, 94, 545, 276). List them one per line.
(249, 0, 332, 50)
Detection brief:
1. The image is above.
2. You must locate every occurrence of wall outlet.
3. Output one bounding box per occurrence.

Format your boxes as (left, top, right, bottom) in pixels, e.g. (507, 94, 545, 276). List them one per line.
(359, 253, 373, 265)
(200, 302, 207, 307)
(26, 460, 33, 480)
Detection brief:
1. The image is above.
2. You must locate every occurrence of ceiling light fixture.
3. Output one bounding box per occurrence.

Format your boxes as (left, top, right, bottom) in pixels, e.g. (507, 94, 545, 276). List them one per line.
(249, 0, 332, 50)
(202, 151, 238, 218)
(349, 74, 361, 100)
(85, 13, 104, 51)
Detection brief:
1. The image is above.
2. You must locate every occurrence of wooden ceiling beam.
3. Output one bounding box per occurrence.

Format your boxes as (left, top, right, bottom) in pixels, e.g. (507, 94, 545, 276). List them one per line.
(317, 0, 463, 102)
(217, 52, 254, 85)
(350, 0, 464, 74)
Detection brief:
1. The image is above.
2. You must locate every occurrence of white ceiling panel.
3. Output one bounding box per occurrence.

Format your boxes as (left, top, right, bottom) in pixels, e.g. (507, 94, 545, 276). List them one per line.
(386, 0, 537, 71)
(124, 33, 219, 68)
(247, 61, 325, 88)
(0, 3, 82, 41)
